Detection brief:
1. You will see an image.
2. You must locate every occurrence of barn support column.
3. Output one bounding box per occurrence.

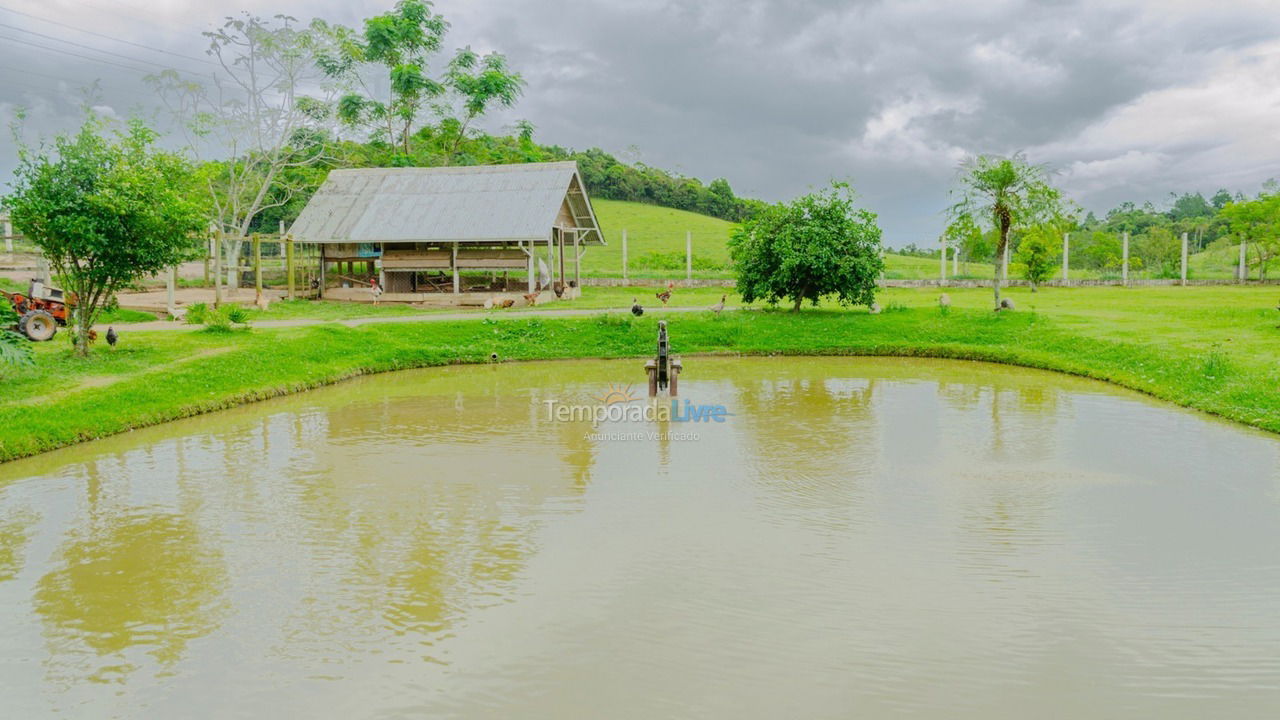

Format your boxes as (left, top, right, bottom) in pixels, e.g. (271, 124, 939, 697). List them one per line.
(573, 230, 581, 291)
(452, 242, 460, 294)
(521, 241, 534, 293)
(558, 228, 567, 291)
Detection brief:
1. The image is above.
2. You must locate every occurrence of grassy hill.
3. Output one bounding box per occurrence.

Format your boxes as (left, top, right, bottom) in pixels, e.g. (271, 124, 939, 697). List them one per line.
(585, 199, 1274, 282)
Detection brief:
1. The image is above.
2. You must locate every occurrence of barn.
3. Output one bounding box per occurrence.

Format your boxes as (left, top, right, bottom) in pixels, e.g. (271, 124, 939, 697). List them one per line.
(288, 161, 604, 304)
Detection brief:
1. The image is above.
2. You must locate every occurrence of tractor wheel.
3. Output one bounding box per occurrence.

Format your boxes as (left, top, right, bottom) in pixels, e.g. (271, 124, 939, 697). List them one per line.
(19, 309, 57, 342)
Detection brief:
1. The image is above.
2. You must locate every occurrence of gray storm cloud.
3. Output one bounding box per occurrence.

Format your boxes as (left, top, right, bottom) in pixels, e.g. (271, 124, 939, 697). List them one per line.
(2, 0, 1279, 245)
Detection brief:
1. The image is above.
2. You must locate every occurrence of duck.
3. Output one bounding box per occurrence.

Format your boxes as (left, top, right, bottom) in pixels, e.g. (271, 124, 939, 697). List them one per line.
(631, 298, 644, 317)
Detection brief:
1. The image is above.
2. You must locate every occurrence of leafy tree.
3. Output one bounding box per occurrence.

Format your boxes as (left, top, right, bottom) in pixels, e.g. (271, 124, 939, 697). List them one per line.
(440, 47, 524, 158)
(3, 118, 208, 356)
(1221, 193, 1280, 280)
(1138, 226, 1181, 277)
(317, 0, 450, 157)
(1017, 225, 1058, 291)
(947, 153, 1063, 306)
(728, 183, 883, 312)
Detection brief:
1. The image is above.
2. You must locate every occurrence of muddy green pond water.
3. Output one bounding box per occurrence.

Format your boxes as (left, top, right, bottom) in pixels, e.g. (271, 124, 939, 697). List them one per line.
(2, 356, 1279, 719)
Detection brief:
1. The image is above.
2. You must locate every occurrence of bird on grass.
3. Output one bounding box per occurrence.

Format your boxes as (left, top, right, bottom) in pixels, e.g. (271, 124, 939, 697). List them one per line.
(631, 298, 644, 317)
(522, 291, 541, 306)
(710, 295, 726, 315)
(655, 281, 674, 306)
(499, 298, 516, 309)
(106, 327, 118, 348)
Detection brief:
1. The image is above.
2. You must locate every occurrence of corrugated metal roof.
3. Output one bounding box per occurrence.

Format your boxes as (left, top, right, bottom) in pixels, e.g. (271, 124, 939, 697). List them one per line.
(288, 161, 604, 245)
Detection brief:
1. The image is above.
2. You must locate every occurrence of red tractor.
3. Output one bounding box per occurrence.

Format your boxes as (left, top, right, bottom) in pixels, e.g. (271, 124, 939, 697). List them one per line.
(2, 280, 74, 342)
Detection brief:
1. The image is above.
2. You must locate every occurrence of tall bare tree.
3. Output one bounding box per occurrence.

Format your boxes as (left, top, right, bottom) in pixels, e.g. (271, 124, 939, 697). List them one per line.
(152, 13, 333, 303)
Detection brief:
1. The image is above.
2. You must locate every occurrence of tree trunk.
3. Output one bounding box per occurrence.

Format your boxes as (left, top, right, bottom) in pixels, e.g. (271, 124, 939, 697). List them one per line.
(993, 212, 1011, 308)
(75, 309, 91, 357)
(792, 295, 803, 312)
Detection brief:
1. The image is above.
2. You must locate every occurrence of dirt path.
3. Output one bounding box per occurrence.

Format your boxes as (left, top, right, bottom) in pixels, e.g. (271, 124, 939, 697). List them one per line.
(93, 305, 730, 334)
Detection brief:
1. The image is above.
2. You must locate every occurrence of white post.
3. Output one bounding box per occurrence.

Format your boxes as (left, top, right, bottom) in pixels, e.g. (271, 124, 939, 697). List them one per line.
(940, 243, 947, 284)
(2, 216, 12, 253)
(452, 242, 460, 294)
(36, 254, 49, 283)
(1180, 232, 1189, 286)
(1239, 240, 1247, 283)
(573, 231, 581, 292)
(621, 229, 628, 281)
(685, 230, 692, 281)
(166, 265, 176, 317)
(1122, 232, 1130, 286)
(1062, 232, 1070, 283)
(952, 244, 959, 275)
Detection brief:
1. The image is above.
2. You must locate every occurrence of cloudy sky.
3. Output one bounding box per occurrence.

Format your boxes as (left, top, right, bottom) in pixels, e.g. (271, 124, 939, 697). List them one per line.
(2, 0, 1279, 246)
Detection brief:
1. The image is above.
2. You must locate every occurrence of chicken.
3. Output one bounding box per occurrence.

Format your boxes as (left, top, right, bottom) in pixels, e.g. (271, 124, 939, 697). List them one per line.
(710, 295, 726, 314)
(499, 298, 516, 309)
(631, 298, 644, 317)
(655, 281, 674, 306)
(553, 281, 565, 298)
(522, 291, 541, 306)
(106, 327, 118, 347)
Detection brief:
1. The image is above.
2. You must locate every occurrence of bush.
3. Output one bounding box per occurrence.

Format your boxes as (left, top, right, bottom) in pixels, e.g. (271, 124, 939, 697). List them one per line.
(0, 296, 32, 368)
(186, 302, 251, 332)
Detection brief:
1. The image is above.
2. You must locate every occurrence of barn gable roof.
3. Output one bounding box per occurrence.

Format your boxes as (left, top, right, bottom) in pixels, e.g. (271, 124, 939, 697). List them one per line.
(288, 161, 603, 245)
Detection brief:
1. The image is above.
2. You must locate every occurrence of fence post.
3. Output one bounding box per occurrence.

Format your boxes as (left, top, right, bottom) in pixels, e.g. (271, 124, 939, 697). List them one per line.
(2, 216, 11, 253)
(253, 233, 263, 304)
(952, 244, 958, 276)
(286, 235, 296, 300)
(213, 231, 224, 307)
(685, 230, 692, 281)
(940, 243, 947, 284)
(1180, 232, 1189, 286)
(1239, 240, 1247, 283)
(166, 265, 176, 318)
(1122, 232, 1129, 286)
(1062, 232, 1070, 283)
(35, 254, 49, 283)
(621, 229, 628, 281)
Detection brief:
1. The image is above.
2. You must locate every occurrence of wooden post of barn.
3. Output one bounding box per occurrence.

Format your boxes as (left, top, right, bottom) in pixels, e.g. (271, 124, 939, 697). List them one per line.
(573, 230, 581, 293)
(1062, 232, 1070, 283)
(286, 235, 295, 300)
(1238, 240, 1247, 283)
(685, 230, 692, 281)
(452, 242, 460, 294)
(253, 233, 263, 306)
(622, 229, 628, 281)
(558, 229, 567, 291)
(1180, 232, 1189, 286)
(1122, 232, 1130, 286)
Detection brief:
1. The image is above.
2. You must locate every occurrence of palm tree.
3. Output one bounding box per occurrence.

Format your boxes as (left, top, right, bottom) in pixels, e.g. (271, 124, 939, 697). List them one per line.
(947, 153, 1062, 307)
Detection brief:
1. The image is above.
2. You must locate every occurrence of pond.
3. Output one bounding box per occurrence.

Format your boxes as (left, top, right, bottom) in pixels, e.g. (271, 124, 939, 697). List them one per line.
(1, 357, 1278, 718)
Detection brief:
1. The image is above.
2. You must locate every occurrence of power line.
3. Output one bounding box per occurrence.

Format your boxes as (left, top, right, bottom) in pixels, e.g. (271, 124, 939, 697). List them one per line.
(0, 3, 217, 67)
(0, 63, 160, 103)
(0, 21, 200, 73)
(0, 30, 156, 75)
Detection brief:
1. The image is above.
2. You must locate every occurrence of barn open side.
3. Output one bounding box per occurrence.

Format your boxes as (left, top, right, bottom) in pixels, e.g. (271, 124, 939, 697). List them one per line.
(287, 161, 605, 306)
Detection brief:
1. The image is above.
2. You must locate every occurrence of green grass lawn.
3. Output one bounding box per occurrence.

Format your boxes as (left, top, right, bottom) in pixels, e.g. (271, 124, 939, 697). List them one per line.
(2, 284, 1278, 463)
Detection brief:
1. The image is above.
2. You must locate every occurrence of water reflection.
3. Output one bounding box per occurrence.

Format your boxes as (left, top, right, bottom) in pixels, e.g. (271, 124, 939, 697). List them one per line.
(0, 357, 1277, 719)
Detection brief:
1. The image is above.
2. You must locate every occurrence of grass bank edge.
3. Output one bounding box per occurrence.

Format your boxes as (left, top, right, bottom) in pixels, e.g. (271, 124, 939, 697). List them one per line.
(1, 309, 1274, 463)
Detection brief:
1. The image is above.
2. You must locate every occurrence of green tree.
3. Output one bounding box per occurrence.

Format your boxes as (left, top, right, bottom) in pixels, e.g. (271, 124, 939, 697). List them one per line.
(1017, 225, 1058, 291)
(317, 0, 450, 157)
(947, 153, 1062, 307)
(728, 183, 884, 312)
(440, 47, 524, 158)
(1221, 193, 1280, 280)
(3, 118, 208, 355)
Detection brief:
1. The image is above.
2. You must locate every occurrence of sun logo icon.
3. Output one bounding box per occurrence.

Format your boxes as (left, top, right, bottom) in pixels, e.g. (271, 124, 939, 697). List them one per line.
(597, 383, 637, 405)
